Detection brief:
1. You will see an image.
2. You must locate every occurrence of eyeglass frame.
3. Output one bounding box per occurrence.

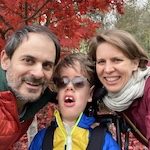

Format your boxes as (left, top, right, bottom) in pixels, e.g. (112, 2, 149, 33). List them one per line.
(53, 76, 91, 89)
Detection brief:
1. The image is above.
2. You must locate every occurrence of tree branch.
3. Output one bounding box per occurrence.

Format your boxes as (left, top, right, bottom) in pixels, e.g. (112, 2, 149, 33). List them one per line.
(23, 0, 52, 22)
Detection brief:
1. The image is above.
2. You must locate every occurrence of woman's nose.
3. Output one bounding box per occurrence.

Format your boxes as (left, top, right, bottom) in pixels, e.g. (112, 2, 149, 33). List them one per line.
(104, 62, 115, 73)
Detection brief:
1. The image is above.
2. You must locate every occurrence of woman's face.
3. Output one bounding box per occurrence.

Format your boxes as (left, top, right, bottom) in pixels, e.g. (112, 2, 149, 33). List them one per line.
(96, 42, 139, 93)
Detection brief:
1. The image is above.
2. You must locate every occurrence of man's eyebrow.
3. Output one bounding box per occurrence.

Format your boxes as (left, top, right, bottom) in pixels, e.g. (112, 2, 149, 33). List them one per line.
(21, 55, 55, 64)
(21, 55, 34, 59)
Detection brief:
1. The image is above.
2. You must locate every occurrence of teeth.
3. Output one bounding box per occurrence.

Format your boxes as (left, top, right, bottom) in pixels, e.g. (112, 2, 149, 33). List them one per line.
(65, 96, 73, 100)
(105, 77, 119, 82)
(26, 82, 40, 86)
(65, 96, 75, 103)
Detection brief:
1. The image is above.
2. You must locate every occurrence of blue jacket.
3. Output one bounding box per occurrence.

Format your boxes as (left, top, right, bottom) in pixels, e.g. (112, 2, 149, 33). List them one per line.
(29, 111, 120, 150)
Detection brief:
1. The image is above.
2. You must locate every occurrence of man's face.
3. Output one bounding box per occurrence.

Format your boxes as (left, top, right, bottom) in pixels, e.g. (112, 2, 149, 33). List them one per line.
(1, 33, 56, 103)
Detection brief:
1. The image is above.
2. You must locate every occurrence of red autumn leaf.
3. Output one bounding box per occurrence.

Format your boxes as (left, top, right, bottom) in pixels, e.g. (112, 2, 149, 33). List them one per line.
(0, 0, 124, 52)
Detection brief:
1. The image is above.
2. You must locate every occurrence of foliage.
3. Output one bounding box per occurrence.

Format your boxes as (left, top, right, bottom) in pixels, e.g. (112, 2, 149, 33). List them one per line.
(115, 0, 150, 56)
(0, 0, 124, 51)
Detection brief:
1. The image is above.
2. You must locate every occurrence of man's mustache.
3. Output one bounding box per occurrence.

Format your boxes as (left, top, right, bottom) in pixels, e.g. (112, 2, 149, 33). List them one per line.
(23, 76, 46, 85)
(7, 75, 51, 86)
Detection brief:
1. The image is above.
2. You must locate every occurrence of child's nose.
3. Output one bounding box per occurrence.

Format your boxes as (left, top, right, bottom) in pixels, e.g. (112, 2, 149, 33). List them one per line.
(66, 81, 74, 91)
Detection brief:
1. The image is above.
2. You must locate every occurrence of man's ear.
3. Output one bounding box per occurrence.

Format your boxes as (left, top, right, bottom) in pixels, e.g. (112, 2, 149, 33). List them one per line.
(88, 85, 95, 102)
(0, 50, 10, 70)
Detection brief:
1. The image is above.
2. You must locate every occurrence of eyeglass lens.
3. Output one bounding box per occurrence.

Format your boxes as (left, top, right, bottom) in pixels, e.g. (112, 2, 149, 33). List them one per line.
(55, 76, 88, 89)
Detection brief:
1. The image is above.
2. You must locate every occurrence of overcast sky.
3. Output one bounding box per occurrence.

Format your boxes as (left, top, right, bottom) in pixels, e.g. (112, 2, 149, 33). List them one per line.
(134, 0, 148, 9)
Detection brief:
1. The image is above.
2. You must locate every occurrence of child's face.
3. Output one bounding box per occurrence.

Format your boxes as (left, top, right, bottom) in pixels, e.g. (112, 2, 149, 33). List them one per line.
(56, 62, 93, 125)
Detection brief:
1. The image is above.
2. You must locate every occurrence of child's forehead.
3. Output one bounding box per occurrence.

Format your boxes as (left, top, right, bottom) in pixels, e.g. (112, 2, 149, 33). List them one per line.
(62, 61, 80, 69)
(60, 63, 87, 75)
(61, 64, 81, 72)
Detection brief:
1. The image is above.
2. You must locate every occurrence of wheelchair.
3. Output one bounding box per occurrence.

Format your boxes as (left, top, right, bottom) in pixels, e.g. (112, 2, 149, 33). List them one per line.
(88, 84, 148, 150)
(96, 113, 130, 150)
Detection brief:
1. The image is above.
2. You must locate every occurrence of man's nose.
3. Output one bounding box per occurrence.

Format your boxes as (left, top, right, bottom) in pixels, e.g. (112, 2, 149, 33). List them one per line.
(30, 64, 44, 78)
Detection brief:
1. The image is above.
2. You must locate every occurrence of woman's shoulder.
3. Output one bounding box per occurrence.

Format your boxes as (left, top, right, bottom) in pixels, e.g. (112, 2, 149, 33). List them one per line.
(146, 76, 150, 83)
(144, 76, 150, 92)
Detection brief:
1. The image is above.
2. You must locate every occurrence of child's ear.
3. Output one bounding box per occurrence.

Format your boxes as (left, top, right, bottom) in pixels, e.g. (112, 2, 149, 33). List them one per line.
(1, 50, 10, 70)
(88, 85, 95, 102)
(56, 95, 58, 101)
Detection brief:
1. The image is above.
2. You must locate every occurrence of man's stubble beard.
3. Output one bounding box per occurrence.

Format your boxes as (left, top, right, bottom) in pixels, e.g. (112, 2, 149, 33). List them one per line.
(6, 72, 45, 103)
(10, 87, 42, 102)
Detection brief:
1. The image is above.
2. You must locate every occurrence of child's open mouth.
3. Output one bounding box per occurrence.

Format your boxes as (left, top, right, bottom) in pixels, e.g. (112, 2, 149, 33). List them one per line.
(64, 96, 75, 107)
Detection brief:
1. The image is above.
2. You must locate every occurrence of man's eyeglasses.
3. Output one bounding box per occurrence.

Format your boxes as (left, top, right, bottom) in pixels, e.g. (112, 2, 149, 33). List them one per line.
(54, 76, 90, 89)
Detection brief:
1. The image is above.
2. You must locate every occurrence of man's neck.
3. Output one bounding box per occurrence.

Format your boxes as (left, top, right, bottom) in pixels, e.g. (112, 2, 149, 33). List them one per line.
(16, 100, 27, 115)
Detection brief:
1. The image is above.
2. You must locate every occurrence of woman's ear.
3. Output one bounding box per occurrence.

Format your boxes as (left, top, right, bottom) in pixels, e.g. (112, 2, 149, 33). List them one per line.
(132, 59, 139, 71)
(88, 85, 95, 102)
(0, 50, 10, 70)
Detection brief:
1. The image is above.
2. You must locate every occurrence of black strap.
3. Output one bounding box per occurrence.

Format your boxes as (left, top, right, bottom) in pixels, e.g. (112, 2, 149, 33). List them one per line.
(42, 123, 106, 150)
(42, 121, 56, 150)
(86, 126, 106, 150)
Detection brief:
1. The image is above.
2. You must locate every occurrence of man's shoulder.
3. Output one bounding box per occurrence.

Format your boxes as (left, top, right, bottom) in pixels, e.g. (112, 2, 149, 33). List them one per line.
(0, 90, 16, 107)
(20, 88, 57, 121)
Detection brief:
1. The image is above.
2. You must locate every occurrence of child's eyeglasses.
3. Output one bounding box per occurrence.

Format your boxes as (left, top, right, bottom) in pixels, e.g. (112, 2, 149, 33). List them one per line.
(54, 76, 90, 89)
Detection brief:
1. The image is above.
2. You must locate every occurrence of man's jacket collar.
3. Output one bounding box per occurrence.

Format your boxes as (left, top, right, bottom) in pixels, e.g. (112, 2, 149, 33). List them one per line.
(0, 66, 10, 91)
